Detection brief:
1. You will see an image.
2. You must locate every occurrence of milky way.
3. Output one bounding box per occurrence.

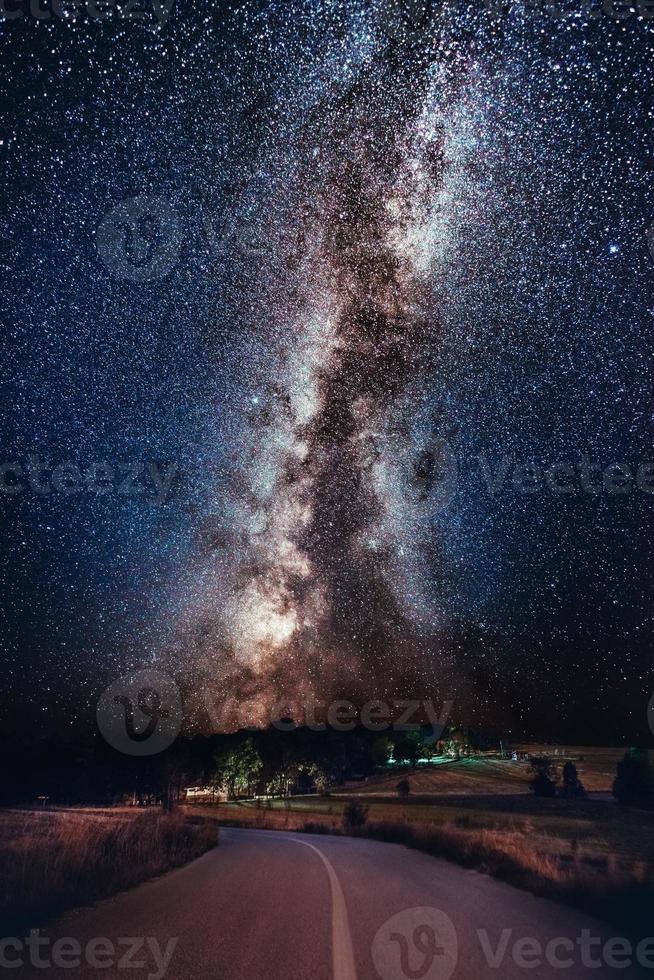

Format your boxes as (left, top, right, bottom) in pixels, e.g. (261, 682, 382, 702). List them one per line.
(169, 16, 477, 727)
(2, 0, 653, 741)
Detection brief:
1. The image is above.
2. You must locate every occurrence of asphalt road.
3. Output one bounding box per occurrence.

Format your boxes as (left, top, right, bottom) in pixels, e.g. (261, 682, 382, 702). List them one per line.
(14, 828, 651, 979)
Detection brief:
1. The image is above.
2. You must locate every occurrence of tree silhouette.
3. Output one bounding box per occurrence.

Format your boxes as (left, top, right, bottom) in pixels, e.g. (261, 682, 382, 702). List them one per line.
(529, 756, 557, 797)
(613, 749, 654, 808)
(560, 760, 586, 799)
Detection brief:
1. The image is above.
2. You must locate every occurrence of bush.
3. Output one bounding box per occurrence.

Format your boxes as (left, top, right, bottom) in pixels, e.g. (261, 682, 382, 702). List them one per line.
(342, 800, 369, 832)
(560, 761, 586, 800)
(392, 734, 421, 766)
(396, 778, 411, 799)
(613, 749, 654, 808)
(529, 757, 557, 797)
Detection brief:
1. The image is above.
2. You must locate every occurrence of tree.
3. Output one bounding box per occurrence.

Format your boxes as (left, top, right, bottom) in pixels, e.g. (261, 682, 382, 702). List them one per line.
(441, 727, 468, 760)
(560, 760, 586, 799)
(212, 738, 263, 800)
(297, 762, 330, 794)
(161, 741, 198, 804)
(396, 778, 411, 799)
(613, 749, 654, 808)
(371, 735, 392, 767)
(393, 733, 421, 766)
(259, 731, 303, 797)
(529, 756, 557, 798)
(235, 738, 264, 796)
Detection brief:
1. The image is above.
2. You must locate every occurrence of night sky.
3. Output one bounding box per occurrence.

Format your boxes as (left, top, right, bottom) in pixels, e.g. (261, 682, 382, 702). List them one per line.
(2, 0, 653, 744)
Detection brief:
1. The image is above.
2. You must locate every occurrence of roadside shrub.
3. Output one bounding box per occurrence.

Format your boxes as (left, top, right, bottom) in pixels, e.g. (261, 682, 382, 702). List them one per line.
(396, 778, 411, 799)
(342, 800, 369, 832)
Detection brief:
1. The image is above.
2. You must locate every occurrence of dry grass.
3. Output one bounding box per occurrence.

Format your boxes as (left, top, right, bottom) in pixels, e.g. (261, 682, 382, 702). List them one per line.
(184, 802, 343, 834)
(354, 818, 654, 935)
(0, 807, 218, 932)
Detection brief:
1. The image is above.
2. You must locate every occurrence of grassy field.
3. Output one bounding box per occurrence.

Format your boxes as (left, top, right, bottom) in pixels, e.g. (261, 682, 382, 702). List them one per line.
(0, 807, 218, 932)
(338, 749, 625, 797)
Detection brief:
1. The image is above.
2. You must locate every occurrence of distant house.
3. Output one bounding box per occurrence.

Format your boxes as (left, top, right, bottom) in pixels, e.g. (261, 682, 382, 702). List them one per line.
(184, 786, 227, 803)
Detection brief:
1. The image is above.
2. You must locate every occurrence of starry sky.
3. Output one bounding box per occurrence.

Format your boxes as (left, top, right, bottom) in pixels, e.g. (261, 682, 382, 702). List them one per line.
(2, 0, 653, 744)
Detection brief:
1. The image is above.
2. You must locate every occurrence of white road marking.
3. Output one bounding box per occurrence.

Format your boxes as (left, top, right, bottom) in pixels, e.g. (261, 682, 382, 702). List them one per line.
(293, 838, 358, 980)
